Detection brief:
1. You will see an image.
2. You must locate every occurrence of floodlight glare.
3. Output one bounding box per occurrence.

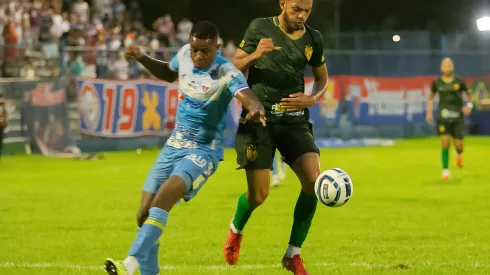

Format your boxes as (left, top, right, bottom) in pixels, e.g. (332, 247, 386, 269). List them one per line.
(476, 16, 490, 31)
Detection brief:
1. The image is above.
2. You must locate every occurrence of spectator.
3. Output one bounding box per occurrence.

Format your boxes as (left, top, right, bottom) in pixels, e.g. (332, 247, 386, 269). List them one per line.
(39, 5, 58, 59)
(112, 0, 125, 23)
(3, 17, 18, 59)
(68, 52, 85, 77)
(176, 17, 192, 44)
(222, 40, 237, 60)
(21, 8, 31, 46)
(72, 0, 89, 24)
(152, 13, 174, 45)
(0, 92, 7, 160)
(28, 1, 42, 44)
(20, 58, 36, 79)
(109, 50, 129, 80)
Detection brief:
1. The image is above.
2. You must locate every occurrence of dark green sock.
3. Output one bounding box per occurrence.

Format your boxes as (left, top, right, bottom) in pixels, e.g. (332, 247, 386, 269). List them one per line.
(288, 191, 318, 248)
(232, 193, 253, 231)
(442, 148, 449, 169)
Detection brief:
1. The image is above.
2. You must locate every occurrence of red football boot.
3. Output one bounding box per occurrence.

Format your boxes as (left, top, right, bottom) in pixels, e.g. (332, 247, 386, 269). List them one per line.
(282, 255, 310, 275)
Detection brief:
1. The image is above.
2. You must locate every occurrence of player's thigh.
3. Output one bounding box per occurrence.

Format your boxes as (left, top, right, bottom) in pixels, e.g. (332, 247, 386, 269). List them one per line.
(290, 153, 321, 195)
(235, 121, 275, 170)
(142, 146, 177, 194)
(452, 120, 465, 140)
(171, 149, 219, 202)
(274, 122, 319, 167)
(437, 122, 451, 147)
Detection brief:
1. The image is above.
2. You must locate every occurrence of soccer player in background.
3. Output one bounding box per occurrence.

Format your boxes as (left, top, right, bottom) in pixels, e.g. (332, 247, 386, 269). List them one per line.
(426, 58, 472, 180)
(222, 0, 329, 274)
(104, 21, 266, 275)
(272, 151, 286, 186)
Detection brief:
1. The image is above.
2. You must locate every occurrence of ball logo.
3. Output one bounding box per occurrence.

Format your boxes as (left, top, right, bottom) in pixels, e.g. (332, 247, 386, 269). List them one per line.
(79, 83, 101, 131)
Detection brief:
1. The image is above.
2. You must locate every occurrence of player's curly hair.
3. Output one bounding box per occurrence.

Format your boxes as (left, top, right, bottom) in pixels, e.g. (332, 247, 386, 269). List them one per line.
(190, 21, 219, 40)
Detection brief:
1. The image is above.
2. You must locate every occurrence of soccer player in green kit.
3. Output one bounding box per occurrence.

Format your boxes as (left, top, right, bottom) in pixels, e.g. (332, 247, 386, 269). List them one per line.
(426, 58, 472, 180)
(222, 0, 329, 274)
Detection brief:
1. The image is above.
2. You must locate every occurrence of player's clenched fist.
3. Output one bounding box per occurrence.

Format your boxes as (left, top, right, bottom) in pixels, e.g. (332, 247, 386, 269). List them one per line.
(125, 45, 144, 60)
(254, 38, 274, 58)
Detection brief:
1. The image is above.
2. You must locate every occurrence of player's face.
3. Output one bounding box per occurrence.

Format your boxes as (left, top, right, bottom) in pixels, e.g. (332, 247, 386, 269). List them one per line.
(441, 59, 454, 76)
(189, 36, 220, 70)
(281, 0, 313, 30)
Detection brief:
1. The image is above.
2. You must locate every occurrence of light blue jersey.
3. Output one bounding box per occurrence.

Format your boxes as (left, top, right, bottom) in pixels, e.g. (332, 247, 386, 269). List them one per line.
(143, 44, 249, 201)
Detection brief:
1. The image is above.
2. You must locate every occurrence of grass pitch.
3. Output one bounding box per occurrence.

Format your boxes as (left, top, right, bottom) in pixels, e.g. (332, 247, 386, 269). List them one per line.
(1, 137, 490, 275)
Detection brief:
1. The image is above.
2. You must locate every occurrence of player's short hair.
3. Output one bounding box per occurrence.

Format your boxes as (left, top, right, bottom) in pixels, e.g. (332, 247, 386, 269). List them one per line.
(190, 21, 219, 40)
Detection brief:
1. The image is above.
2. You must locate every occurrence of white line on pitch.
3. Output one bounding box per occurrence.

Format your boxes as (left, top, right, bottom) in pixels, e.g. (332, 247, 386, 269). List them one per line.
(0, 262, 488, 271)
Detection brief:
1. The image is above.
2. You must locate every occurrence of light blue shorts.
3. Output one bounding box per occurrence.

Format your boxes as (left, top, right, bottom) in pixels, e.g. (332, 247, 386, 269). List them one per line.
(143, 146, 219, 202)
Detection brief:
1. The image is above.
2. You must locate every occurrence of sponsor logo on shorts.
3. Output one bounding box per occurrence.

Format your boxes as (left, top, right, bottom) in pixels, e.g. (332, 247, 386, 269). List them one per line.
(166, 136, 199, 149)
(439, 125, 446, 133)
(246, 144, 258, 161)
(441, 108, 459, 119)
(185, 154, 207, 168)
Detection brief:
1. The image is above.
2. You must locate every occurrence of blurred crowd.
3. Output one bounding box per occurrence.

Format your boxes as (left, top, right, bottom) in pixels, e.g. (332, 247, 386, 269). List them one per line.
(0, 0, 238, 82)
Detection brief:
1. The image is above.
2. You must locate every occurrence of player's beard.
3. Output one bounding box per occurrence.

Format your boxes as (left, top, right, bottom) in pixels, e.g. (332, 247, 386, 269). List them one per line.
(284, 13, 304, 31)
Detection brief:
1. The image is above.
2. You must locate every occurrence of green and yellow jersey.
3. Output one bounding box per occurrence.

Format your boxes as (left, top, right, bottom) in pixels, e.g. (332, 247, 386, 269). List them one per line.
(239, 17, 325, 123)
(431, 77, 468, 122)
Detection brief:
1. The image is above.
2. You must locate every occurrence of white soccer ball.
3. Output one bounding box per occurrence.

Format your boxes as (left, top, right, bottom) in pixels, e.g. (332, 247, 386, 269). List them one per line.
(314, 168, 353, 207)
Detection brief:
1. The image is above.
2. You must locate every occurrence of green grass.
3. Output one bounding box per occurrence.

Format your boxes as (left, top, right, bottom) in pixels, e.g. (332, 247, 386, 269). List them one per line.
(1, 137, 490, 275)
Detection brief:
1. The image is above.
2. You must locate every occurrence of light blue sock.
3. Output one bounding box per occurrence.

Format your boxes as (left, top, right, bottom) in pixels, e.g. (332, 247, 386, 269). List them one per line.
(136, 228, 160, 275)
(128, 207, 168, 265)
(272, 154, 278, 177)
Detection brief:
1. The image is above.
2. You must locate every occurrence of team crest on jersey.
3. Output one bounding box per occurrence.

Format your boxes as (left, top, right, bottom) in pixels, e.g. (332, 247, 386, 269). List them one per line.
(453, 83, 460, 90)
(305, 45, 313, 61)
(246, 144, 258, 161)
(202, 81, 212, 94)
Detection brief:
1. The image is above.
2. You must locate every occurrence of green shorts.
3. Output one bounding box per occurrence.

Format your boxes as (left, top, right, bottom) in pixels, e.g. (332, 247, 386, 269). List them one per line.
(235, 121, 319, 170)
(437, 120, 464, 139)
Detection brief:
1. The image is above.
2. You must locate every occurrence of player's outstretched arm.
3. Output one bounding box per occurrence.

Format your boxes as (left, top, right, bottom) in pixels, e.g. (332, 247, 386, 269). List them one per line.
(236, 89, 267, 126)
(125, 45, 178, 83)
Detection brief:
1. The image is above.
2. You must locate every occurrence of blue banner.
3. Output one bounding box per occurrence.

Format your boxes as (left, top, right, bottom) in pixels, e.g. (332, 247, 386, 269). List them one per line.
(77, 79, 180, 138)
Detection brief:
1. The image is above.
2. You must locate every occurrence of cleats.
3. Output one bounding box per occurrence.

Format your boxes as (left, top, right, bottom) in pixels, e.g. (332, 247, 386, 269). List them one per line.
(104, 258, 128, 275)
(281, 255, 309, 275)
(223, 227, 243, 265)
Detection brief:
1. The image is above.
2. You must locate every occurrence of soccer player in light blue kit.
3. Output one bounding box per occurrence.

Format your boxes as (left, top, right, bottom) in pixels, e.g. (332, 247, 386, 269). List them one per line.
(272, 151, 287, 186)
(104, 21, 266, 275)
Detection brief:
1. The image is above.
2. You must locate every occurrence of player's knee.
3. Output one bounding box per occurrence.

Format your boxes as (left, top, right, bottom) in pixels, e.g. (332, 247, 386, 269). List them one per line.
(136, 209, 149, 227)
(247, 189, 269, 208)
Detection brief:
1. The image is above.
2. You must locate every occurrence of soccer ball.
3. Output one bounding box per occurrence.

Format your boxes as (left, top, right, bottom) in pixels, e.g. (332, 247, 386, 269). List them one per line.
(314, 168, 353, 207)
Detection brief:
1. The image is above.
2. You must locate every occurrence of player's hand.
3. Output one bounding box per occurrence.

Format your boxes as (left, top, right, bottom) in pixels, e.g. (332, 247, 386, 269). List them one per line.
(245, 102, 267, 126)
(254, 38, 274, 58)
(462, 106, 472, 116)
(280, 93, 317, 112)
(426, 113, 433, 124)
(125, 45, 144, 60)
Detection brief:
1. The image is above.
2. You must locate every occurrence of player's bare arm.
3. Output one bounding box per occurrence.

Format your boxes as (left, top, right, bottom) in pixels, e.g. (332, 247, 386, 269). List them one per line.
(280, 64, 329, 112)
(231, 38, 274, 72)
(426, 82, 436, 123)
(236, 89, 267, 126)
(125, 45, 179, 83)
(462, 89, 473, 116)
